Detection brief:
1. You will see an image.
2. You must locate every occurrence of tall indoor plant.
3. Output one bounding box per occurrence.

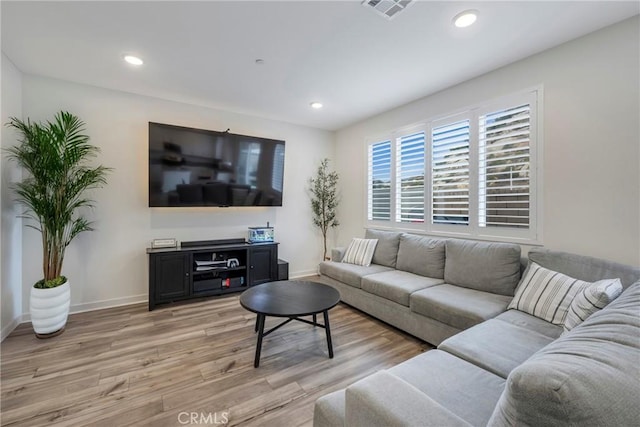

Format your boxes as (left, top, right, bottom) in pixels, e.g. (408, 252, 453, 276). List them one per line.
(309, 158, 339, 261)
(6, 111, 110, 338)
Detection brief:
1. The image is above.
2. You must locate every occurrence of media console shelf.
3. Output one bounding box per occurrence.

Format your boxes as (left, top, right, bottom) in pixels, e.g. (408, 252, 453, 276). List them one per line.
(147, 238, 278, 310)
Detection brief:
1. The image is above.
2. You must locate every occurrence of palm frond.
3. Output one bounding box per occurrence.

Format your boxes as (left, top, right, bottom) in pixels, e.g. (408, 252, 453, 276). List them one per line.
(4, 111, 110, 281)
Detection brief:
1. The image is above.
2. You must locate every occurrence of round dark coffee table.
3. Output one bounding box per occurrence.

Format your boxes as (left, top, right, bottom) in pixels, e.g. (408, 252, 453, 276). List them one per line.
(239, 280, 340, 367)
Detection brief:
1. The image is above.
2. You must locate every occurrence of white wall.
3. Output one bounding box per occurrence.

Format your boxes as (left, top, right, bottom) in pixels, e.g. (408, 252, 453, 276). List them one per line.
(20, 76, 334, 314)
(1, 53, 23, 339)
(334, 16, 640, 267)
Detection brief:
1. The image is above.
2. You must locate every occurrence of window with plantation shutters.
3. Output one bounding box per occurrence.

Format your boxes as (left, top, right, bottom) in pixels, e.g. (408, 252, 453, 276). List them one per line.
(478, 104, 531, 229)
(431, 120, 470, 226)
(365, 88, 540, 244)
(368, 140, 392, 221)
(396, 131, 425, 223)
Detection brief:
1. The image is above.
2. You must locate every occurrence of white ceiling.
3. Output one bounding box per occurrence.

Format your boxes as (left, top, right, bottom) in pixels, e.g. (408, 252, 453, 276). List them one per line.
(2, 1, 638, 131)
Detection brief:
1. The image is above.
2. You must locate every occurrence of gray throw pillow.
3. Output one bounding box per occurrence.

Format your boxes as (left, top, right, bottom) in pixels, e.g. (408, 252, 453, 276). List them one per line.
(563, 278, 622, 331)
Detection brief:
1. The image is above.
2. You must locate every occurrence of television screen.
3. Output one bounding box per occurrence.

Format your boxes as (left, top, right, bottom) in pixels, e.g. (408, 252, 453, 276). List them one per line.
(149, 122, 285, 207)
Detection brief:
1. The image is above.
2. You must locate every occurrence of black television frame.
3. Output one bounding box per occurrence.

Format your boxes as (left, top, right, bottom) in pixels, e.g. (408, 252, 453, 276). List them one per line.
(148, 122, 285, 208)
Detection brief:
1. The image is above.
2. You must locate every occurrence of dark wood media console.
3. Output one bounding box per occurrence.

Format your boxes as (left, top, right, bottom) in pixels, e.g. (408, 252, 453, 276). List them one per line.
(147, 238, 278, 310)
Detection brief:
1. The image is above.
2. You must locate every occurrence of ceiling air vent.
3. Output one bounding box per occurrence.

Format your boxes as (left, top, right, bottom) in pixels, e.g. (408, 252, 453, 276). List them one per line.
(362, 0, 415, 20)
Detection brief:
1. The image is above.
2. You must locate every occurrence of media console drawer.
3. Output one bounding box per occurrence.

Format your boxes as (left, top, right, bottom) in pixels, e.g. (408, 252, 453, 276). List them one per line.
(193, 278, 222, 293)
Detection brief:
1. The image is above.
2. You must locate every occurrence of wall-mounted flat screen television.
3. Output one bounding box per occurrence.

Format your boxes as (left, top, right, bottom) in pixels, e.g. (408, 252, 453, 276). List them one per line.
(149, 122, 285, 207)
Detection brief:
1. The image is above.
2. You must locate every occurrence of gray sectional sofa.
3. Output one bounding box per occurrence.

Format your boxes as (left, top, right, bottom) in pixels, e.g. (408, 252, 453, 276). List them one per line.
(314, 229, 640, 426)
(318, 230, 524, 346)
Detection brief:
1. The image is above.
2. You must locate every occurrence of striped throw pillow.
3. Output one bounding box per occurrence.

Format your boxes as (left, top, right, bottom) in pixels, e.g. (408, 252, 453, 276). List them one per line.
(342, 238, 378, 267)
(563, 278, 623, 332)
(508, 262, 591, 326)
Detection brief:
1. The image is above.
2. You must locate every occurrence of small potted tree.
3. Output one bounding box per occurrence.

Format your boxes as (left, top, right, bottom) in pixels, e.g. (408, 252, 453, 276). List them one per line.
(5, 111, 110, 338)
(309, 158, 339, 261)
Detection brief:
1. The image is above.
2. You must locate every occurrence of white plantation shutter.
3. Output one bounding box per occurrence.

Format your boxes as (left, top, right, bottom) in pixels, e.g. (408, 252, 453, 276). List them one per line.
(395, 132, 425, 223)
(431, 120, 470, 226)
(368, 140, 392, 221)
(478, 104, 531, 229)
(365, 89, 540, 243)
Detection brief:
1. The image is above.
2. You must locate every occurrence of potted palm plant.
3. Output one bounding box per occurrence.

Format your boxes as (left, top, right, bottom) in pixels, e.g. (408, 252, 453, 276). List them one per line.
(5, 111, 110, 338)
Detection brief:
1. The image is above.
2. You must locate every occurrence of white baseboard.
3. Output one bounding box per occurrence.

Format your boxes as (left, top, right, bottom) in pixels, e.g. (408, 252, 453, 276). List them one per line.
(290, 269, 320, 279)
(10, 274, 322, 337)
(1, 316, 22, 342)
(21, 293, 147, 322)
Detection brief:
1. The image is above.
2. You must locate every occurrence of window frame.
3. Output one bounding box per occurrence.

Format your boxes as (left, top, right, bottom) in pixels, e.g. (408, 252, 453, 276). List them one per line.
(364, 87, 543, 245)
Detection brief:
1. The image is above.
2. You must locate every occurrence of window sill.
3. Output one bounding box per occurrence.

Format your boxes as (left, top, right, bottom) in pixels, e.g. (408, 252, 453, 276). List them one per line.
(364, 224, 543, 247)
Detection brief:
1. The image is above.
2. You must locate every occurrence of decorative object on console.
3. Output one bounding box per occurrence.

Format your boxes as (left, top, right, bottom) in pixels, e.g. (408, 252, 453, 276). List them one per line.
(151, 238, 178, 249)
(248, 223, 274, 243)
(308, 158, 340, 260)
(5, 111, 111, 338)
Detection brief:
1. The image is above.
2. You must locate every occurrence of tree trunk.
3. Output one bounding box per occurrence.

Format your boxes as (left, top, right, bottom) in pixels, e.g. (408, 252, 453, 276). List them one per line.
(323, 232, 328, 261)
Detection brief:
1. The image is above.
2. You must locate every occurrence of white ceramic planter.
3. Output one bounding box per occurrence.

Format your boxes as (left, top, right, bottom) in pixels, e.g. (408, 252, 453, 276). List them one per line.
(30, 280, 70, 337)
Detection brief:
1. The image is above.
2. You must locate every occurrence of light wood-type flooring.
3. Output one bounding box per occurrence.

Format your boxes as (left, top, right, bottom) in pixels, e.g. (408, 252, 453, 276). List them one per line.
(1, 291, 431, 426)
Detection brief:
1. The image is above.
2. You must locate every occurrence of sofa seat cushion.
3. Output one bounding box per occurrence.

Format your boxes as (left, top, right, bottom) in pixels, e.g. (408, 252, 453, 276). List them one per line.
(319, 261, 393, 289)
(494, 309, 562, 339)
(410, 284, 512, 330)
(444, 239, 521, 296)
(389, 350, 505, 427)
(345, 370, 472, 427)
(439, 319, 556, 379)
(489, 282, 640, 427)
(396, 234, 446, 279)
(361, 270, 444, 307)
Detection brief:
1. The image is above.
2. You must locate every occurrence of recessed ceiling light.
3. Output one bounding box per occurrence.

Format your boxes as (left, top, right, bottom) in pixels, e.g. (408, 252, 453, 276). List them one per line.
(453, 10, 478, 28)
(310, 102, 323, 109)
(123, 55, 143, 66)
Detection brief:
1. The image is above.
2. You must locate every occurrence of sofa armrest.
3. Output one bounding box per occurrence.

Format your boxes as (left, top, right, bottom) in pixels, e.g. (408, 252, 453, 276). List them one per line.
(331, 247, 346, 262)
(345, 371, 471, 427)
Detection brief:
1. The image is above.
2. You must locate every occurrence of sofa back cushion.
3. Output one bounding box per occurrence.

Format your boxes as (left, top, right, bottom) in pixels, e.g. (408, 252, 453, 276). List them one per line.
(444, 239, 521, 296)
(364, 229, 402, 268)
(396, 234, 446, 279)
(528, 247, 640, 288)
(488, 282, 640, 427)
